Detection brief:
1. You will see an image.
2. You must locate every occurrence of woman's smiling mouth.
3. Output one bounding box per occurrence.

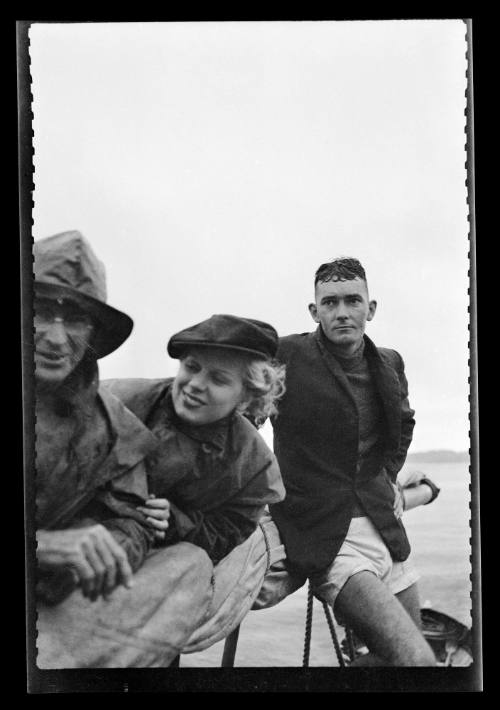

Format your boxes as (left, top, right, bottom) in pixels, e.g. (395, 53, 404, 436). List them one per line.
(182, 390, 206, 407)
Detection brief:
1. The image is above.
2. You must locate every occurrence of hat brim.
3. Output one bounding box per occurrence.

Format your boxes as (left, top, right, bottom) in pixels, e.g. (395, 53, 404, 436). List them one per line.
(34, 281, 133, 359)
(167, 340, 269, 360)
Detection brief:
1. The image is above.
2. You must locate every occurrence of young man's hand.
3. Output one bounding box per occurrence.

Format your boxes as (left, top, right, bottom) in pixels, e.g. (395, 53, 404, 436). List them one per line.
(392, 482, 405, 519)
(396, 469, 440, 510)
(137, 495, 170, 541)
(36, 526, 133, 601)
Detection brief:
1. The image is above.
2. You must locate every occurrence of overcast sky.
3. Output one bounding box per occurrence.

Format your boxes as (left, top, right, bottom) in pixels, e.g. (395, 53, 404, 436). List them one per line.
(29, 20, 470, 453)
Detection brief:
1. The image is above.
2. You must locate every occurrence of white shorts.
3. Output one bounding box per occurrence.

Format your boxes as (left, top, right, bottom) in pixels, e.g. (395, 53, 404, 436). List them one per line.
(310, 516, 420, 609)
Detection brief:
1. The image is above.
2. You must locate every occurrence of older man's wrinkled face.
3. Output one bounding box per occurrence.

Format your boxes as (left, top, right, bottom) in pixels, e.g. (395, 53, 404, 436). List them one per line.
(34, 297, 94, 386)
(309, 277, 377, 355)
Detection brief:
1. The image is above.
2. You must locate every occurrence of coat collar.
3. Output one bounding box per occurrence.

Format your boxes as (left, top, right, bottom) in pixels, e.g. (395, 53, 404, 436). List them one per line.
(363, 338, 402, 448)
(161, 382, 233, 453)
(98, 386, 158, 471)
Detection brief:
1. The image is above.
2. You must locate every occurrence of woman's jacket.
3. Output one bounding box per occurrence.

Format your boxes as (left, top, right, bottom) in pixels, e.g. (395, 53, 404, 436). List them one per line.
(103, 378, 286, 563)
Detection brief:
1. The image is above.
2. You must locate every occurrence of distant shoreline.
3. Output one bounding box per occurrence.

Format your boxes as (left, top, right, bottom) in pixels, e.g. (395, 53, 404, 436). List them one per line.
(406, 450, 469, 464)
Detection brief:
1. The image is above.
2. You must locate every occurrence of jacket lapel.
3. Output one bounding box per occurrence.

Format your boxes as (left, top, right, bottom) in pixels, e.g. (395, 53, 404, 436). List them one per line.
(161, 385, 230, 453)
(364, 336, 401, 450)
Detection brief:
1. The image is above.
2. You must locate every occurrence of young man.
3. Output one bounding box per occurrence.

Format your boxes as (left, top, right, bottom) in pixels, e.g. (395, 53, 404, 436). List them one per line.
(266, 257, 436, 666)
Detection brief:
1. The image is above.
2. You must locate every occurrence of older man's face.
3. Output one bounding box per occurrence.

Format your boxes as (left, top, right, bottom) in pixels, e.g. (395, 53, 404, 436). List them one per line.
(34, 297, 93, 386)
(309, 277, 376, 355)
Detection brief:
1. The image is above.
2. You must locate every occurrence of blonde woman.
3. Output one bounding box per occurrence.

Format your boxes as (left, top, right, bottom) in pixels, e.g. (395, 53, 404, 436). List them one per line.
(104, 314, 286, 564)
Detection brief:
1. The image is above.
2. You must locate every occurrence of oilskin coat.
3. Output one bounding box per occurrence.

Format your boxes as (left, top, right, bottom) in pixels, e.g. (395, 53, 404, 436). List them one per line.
(103, 378, 286, 563)
(270, 329, 415, 577)
(36, 383, 157, 604)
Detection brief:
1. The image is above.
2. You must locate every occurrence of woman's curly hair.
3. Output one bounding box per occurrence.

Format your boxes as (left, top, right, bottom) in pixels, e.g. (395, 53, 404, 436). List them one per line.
(240, 358, 286, 427)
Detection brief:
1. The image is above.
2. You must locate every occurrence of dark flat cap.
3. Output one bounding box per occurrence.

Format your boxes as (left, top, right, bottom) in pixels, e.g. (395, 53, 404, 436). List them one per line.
(168, 314, 279, 360)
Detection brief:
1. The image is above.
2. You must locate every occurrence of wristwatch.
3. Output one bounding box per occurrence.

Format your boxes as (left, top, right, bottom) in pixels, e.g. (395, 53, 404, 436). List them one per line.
(420, 476, 441, 504)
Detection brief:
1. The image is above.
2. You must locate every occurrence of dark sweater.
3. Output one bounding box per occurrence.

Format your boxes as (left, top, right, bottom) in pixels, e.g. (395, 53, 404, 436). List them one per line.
(329, 340, 384, 474)
(329, 340, 385, 516)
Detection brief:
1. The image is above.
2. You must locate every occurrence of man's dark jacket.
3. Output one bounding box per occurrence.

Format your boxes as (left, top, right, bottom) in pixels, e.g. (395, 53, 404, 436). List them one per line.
(270, 328, 415, 576)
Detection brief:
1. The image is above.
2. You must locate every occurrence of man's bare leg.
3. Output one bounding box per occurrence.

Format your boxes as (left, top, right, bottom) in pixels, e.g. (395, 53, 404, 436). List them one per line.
(339, 582, 424, 666)
(332, 571, 435, 666)
(396, 582, 422, 628)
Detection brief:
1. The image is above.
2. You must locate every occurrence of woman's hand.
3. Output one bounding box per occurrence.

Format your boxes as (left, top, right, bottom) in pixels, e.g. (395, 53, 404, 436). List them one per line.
(137, 495, 171, 541)
(36, 526, 133, 601)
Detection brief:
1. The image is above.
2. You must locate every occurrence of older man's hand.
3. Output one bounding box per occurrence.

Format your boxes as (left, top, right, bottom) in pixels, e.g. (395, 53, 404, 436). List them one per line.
(36, 526, 133, 601)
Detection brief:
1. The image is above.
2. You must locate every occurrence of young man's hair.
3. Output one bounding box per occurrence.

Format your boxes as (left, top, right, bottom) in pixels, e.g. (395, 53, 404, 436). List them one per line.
(314, 257, 367, 287)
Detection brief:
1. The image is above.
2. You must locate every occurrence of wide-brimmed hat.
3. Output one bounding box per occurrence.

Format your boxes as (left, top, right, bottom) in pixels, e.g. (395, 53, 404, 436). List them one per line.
(33, 231, 133, 359)
(167, 314, 279, 360)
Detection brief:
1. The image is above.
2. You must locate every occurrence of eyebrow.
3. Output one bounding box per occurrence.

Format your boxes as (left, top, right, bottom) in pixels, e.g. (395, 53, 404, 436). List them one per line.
(186, 357, 235, 378)
(320, 293, 362, 303)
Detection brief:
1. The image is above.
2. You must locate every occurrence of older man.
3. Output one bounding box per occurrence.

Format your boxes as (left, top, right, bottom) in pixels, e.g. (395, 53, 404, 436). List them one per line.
(32, 232, 213, 668)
